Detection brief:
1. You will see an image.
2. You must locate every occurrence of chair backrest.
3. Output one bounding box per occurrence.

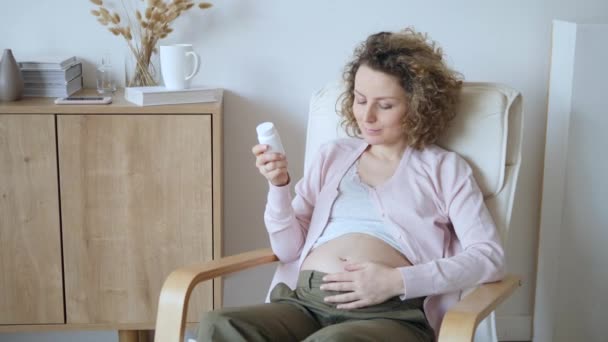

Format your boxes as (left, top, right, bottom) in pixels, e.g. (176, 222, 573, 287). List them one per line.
(305, 81, 523, 244)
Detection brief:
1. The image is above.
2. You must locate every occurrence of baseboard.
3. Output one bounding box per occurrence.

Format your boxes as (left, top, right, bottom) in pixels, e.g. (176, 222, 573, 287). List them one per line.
(497, 315, 533, 341)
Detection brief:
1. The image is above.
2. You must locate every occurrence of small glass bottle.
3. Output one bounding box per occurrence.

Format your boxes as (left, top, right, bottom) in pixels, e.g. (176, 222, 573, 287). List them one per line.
(96, 53, 116, 95)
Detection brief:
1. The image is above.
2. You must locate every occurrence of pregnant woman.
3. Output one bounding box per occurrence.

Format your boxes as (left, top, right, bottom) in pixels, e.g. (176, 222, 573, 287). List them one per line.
(198, 27, 505, 342)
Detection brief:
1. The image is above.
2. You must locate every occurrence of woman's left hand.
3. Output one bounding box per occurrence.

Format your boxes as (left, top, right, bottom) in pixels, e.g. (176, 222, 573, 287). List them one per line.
(320, 262, 405, 309)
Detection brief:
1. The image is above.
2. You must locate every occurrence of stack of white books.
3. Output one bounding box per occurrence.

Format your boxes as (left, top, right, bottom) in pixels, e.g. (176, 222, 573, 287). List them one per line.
(18, 56, 83, 97)
(124, 86, 221, 106)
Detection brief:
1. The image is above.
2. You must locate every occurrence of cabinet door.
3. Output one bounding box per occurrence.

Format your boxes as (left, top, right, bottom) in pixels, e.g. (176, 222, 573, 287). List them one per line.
(0, 115, 64, 324)
(58, 115, 213, 324)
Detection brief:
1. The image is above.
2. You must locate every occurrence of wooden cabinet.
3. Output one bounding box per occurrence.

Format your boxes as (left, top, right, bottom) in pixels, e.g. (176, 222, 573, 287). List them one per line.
(0, 115, 63, 325)
(0, 90, 223, 335)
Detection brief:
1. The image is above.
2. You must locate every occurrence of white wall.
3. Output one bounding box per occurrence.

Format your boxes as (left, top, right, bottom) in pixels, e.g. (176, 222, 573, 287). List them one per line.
(555, 25, 608, 342)
(534, 21, 608, 342)
(2, 1, 608, 341)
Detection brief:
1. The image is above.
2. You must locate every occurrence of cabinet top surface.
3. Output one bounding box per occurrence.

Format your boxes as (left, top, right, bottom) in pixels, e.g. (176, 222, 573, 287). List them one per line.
(0, 89, 223, 114)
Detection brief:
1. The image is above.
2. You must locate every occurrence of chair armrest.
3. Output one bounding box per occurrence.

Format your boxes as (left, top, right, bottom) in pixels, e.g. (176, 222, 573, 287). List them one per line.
(437, 274, 522, 342)
(154, 248, 278, 342)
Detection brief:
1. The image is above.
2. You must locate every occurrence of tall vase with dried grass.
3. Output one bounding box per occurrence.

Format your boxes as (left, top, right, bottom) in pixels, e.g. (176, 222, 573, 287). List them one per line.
(90, 0, 212, 87)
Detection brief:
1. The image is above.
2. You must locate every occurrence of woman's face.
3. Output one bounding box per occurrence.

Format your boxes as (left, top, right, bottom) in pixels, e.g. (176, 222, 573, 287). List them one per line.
(353, 64, 409, 147)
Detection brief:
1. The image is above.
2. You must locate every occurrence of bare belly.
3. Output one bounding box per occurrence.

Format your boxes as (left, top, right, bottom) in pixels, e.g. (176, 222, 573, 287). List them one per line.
(300, 233, 413, 273)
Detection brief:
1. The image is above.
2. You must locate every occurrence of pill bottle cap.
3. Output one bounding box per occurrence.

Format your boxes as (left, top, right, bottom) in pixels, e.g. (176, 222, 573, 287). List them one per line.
(256, 122, 275, 137)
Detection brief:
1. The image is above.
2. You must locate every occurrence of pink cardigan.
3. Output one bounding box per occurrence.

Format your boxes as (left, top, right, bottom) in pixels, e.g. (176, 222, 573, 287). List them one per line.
(264, 138, 505, 334)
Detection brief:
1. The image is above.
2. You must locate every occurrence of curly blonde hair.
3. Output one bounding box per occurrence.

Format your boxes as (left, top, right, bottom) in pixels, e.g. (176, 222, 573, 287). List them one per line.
(339, 27, 463, 149)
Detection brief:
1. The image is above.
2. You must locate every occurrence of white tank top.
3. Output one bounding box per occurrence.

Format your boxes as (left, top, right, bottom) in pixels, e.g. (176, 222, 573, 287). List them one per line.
(311, 161, 408, 256)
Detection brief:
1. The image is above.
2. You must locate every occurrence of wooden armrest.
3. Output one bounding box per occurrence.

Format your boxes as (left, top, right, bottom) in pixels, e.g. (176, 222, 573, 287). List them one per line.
(437, 274, 522, 342)
(154, 248, 278, 342)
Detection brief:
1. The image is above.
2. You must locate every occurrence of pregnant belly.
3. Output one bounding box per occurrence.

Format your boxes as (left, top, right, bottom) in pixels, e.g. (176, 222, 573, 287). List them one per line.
(300, 233, 413, 273)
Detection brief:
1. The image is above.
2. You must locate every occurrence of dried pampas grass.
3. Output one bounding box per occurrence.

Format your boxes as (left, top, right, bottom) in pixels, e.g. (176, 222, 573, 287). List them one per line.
(90, 0, 213, 87)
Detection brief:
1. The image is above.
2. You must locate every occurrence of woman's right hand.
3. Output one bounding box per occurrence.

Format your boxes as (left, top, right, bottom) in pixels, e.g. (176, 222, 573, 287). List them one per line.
(252, 144, 290, 187)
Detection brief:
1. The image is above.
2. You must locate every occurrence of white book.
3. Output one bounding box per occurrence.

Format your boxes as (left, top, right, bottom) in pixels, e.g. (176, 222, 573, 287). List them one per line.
(124, 86, 221, 106)
(18, 56, 79, 70)
(23, 76, 83, 97)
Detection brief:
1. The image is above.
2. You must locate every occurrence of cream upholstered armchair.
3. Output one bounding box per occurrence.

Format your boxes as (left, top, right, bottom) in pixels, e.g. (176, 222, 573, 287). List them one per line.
(154, 82, 523, 342)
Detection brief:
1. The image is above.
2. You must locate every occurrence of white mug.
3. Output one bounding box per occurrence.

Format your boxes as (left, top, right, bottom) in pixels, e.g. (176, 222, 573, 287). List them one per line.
(160, 44, 201, 90)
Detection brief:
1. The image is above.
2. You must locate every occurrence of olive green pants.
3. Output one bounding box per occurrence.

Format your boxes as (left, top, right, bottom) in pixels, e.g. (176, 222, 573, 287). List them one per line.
(198, 270, 434, 341)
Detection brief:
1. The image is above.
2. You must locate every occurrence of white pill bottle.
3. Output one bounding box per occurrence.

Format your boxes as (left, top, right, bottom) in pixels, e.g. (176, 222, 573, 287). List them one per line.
(256, 122, 285, 155)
